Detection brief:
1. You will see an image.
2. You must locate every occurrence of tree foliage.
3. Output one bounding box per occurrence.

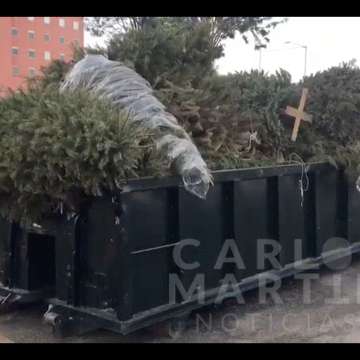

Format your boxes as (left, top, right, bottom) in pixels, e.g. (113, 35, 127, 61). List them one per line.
(85, 17, 287, 49)
(79, 19, 360, 176)
(4, 16, 360, 223)
(0, 85, 163, 224)
(35, 59, 73, 89)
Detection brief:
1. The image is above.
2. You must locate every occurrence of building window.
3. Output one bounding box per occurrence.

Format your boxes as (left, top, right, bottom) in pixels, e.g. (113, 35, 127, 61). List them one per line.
(28, 17, 34, 21)
(60, 36, 65, 44)
(60, 54, 65, 62)
(28, 31, 35, 40)
(28, 50, 35, 58)
(13, 66, 19, 76)
(12, 47, 19, 56)
(11, 28, 17, 38)
(73, 39, 79, 48)
(44, 51, 51, 61)
(29, 68, 36, 77)
(59, 18, 65, 27)
(44, 34, 50, 42)
(73, 21, 79, 30)
(44, 17, 50, 24)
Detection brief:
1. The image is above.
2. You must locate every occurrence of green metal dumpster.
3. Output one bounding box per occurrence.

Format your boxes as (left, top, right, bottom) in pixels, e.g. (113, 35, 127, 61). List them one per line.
(35, 162, 360, 338)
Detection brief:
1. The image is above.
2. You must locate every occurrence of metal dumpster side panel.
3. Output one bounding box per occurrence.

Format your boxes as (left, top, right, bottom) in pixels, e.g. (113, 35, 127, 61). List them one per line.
(176, 183, 226, 297)
(233, 178, 272, 280)
(315, 168, 349, 255)
(278, 173, 316, 266)
(120, 188, 178, 318)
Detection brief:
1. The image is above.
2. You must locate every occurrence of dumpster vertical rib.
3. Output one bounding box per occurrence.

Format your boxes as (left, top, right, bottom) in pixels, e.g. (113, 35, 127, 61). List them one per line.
(7, 223, 16, 289)
(0, 218, 13, 288)
(220, 181, 235, 280)
(315, 168, 339, 256)
(16, 230, 29, 290)
(302, 172, 317, 259)
(116, 193, 133, 321)
(337, 169, 349, 240)
(166, 187, 182, 305)
(266, 176, 280, 270)
(347, 175, 360, 244)
(65, 215, 80, 306)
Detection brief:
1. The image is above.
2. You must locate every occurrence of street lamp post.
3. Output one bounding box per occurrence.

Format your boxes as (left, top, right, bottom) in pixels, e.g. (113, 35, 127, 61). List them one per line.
(259, 49, 262, 71)
(285, 41, 308, 77)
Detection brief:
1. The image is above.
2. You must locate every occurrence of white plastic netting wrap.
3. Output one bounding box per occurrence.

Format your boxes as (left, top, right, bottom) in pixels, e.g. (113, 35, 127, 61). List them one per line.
(60, 55, 212, 199)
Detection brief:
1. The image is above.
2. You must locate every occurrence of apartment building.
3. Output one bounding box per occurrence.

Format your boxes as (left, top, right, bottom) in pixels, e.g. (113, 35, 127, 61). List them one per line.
(0, 17, 84, 95)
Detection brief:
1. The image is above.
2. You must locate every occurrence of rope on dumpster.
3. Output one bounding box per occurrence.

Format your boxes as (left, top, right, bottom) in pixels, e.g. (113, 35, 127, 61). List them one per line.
(288, 153, 309, 207)
(356, 176, 360, 192)
(0, 294, 11, 305)
(131, 242, 180, 255)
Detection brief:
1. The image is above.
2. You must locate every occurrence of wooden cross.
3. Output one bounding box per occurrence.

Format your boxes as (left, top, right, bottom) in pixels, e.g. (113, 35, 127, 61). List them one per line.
(283, 88, 313, 141)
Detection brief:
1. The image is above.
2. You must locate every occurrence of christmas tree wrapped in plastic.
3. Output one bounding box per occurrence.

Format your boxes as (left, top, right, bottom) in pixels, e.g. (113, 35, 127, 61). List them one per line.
(60, 55, 213, 199)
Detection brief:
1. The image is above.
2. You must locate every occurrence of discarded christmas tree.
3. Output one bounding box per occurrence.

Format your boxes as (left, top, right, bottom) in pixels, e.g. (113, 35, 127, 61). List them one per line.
(0, 85, 164, 224)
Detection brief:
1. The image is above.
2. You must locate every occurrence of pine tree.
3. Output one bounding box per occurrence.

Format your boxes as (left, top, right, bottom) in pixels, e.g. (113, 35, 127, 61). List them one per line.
(0, 85, 162, 225)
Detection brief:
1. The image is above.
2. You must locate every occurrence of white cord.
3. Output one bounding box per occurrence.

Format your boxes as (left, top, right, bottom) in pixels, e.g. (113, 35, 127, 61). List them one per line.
(288, 153, 309, 207)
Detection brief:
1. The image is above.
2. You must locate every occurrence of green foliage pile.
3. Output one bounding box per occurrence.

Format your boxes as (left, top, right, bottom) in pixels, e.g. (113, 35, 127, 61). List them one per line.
(76, 20, 222, 89)
(156, 69, 300, 170)
(0, 85, 165, 225)
(191, 61, 360, 175)
(78, 24, 360, 176)
(83, 18, 360, 175)
(298, 60, 360, 175)
(4, 17, 360, 224)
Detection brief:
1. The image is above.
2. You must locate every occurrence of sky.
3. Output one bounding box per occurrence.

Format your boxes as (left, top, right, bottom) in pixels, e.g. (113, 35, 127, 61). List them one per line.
(84, 17, 360, 83)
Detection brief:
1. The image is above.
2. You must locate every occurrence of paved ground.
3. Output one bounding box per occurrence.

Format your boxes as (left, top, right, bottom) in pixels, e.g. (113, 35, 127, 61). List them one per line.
(1, 254, 360, 343)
